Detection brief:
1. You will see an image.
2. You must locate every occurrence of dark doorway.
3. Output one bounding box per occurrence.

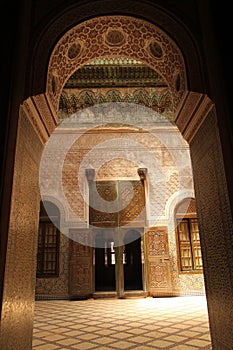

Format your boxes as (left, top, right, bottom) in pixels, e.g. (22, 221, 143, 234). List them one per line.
(95, 234, 116, 291)
(90, 181, 145, 293)
(124, 230, 143, 290)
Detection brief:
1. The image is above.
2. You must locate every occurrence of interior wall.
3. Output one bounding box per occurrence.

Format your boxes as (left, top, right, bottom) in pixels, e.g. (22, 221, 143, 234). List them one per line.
(36, 126, 205, 298)
(0, 110, 43, 349)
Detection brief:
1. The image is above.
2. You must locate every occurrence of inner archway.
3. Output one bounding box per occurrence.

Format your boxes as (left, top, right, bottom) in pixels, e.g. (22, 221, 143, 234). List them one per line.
(1, 9, 232, 350)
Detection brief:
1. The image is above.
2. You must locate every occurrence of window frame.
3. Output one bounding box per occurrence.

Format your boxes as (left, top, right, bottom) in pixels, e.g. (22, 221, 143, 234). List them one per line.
(176, 213, 203, 274)
(36, 215, 60, 278)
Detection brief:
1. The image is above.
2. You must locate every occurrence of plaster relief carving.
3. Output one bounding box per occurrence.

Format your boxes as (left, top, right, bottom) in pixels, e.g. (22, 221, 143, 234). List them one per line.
(48, 16, 186, 113)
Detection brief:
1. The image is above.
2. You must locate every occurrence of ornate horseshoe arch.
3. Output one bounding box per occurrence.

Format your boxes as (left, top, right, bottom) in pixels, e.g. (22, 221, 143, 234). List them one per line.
(47, 16, 187, 113)
(22, 15, 214, 144)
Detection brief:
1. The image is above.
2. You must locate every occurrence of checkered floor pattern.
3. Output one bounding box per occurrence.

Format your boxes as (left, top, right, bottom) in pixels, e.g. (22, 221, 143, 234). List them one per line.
(33, 296, 212, 349)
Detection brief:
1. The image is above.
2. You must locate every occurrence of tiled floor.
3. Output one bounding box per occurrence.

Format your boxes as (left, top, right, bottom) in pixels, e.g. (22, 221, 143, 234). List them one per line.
(33, 296, 212, 349)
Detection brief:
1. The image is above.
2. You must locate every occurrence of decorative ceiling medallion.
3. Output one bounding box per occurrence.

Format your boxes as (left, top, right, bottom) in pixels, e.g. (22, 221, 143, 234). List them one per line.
(67, 42, 82, 59)
(104, 28, 126, 47)
(148, 41, 163, 59)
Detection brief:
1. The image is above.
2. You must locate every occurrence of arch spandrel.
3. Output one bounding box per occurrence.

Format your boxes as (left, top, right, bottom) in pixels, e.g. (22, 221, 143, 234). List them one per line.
(47, 16, 187, 116)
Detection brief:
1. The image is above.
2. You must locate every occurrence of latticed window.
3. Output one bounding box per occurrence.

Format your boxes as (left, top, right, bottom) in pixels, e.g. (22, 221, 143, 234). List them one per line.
(176, 199, 203, 273)
(36, 202, 60, 277)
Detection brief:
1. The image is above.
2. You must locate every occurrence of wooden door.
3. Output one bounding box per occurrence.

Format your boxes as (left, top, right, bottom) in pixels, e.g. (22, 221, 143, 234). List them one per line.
(146, 226, 172, 296)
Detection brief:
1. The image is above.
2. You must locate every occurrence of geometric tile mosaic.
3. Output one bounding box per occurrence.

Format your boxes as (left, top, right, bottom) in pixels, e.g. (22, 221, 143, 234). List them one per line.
(33, 296, 212, 349)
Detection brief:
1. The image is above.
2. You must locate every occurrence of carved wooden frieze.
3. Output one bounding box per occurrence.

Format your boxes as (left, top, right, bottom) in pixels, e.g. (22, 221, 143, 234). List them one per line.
(59, 87, 173, 123)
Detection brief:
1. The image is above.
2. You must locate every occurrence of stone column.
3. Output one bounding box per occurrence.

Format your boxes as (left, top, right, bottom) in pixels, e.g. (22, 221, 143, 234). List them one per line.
(190, 109, 233, 349)
(0, 111, 43, 349)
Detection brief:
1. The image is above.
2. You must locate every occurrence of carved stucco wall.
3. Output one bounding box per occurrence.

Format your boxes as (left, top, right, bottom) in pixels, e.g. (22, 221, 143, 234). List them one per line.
(39, 126, 192, 227)
(37, 121, 205, 297)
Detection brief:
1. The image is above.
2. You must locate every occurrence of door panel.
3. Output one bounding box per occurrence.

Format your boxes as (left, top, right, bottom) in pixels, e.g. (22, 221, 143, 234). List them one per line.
(146, 226, 172, 296)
